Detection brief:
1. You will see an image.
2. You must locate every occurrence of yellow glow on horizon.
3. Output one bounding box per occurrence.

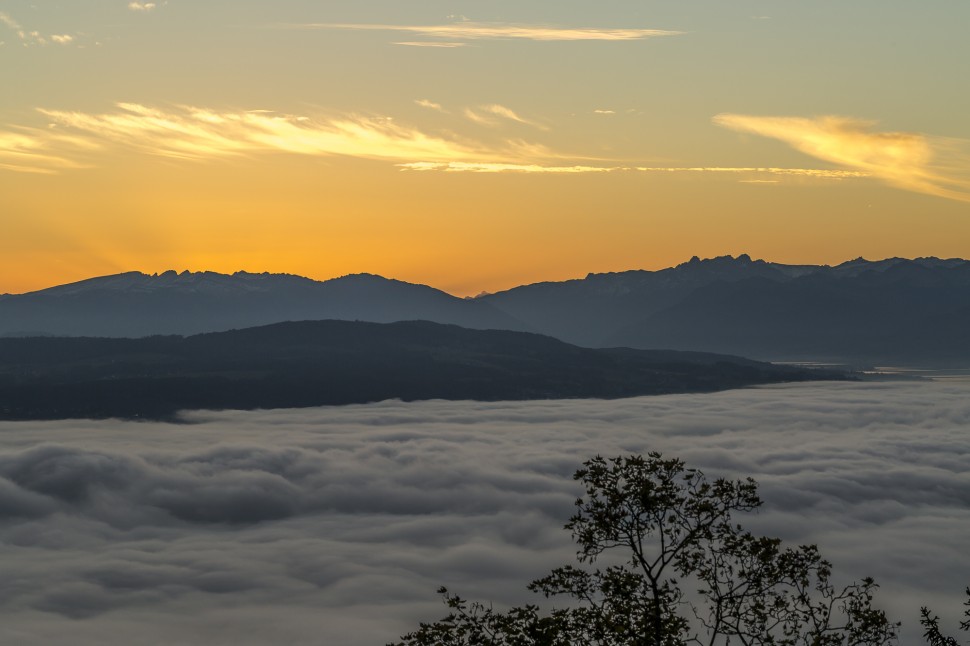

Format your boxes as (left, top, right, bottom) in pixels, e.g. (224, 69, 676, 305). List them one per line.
(3, 142, 969, 299)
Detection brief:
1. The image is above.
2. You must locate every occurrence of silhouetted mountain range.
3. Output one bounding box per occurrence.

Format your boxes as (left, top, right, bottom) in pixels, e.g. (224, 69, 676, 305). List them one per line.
(0, 270, 527, 337)
(0, 320, 838, 421)
(480, 255, 970, 364)
(2, 255, 968, 364)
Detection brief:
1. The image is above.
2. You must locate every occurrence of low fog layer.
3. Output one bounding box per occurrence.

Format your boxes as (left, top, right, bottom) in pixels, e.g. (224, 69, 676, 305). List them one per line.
(1, 382, 968, 644)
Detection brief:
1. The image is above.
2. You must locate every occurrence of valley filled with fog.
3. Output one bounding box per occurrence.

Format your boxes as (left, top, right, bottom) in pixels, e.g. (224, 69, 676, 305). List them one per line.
(1, 380, 967, 645)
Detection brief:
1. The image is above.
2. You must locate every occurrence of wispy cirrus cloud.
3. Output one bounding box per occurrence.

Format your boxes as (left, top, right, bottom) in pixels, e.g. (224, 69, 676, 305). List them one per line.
(0, 11, 75, 47)
(13, 103, 568, 172)
(633, 166, 868, 179)
(128, 2, 157, 10)
(1, 103, 877, 181)
(481, 104, 543, 128)
(284, 22, 681, 43)
(0, 129, 96, 174)
(462, 108, 494, 127)
(714, 114, 970, 202)
(38, 103, 496, 162)
(463, 104, 546, 130)
(400, 161, 615, 174)
(399, 162, 867, 178)
(395, 41, 467, 48)
(414, 99, 445, 112)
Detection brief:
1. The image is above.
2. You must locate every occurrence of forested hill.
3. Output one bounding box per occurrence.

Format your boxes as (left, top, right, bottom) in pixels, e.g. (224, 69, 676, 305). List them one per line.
(0, 320, 842, 421)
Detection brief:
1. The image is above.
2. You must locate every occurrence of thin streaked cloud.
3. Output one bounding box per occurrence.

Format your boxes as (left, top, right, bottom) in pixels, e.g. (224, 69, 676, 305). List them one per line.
(400, 162, 867, 178)
(128, 2, 157, 11)
(463, 108, 493, 127)
(9, 103, 566, 172)
(0, 11, 75, 47)
(634, 166, 868, 179)
(395, 41, 467, 48)
(399, 161, 615, 174)
(715, 113, 970, 202)
(481, 104, 542, 128)
(1, 104, 877, 182)
(285, 22, 681, 43)
(38, 103, 492, 163)
(0, 129, 96, 174)
(414, 99, 445, 112)
(463, 104, 546, 130)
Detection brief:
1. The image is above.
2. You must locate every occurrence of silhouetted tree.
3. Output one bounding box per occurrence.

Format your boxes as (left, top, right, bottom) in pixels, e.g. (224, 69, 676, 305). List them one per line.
(921, 588, 970, 646)
(394, 453, 899, 646)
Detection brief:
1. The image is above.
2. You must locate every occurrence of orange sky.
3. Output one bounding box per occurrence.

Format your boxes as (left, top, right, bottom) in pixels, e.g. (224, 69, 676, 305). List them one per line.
(2, 2, 969, 296)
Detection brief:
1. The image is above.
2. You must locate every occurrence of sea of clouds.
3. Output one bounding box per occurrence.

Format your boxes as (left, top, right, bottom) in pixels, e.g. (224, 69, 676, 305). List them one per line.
(1, 380, 968, 644)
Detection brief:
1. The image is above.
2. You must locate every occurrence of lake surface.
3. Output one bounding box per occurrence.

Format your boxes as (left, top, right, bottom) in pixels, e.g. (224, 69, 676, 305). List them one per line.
(1, 380, 968, 644)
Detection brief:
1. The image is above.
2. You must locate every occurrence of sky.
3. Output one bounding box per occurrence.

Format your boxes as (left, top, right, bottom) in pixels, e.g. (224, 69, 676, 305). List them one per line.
(0, 381, 968, 644)
(2, 1, 970, 295)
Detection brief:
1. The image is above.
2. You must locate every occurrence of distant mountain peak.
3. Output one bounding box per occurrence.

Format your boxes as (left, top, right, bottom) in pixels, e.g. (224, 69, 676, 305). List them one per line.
(329, 272, 392, 282)
(677, 253, 762, 269)
(1, 267, 531, 338)
(33, 269, 325, 297)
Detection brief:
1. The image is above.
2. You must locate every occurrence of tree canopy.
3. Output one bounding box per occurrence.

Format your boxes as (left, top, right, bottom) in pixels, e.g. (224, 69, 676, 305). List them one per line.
(921, 588, 970, 646)
(394, 453, 900, 646)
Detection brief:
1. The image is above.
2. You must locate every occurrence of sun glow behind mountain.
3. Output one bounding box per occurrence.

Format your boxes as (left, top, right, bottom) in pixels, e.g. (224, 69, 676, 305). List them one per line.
(3, 4, 970, 645)
(2, 2, 970, 295)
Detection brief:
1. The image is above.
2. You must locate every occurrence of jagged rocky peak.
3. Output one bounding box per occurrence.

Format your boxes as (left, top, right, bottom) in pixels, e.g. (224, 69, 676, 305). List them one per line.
(669, 254, 822, 280)
(121, 270, 254, 292)
(669, 254, 771, 279)
(30, 269, 318, 297)
(679, 253, 760, 268)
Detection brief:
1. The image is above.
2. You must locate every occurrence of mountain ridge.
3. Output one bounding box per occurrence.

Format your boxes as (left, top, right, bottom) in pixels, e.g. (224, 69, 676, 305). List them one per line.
(3, 255, 968, 365)
(0, 319, 844, 421)
(5, 254, 968, 300)
(0, 270, 531, 338)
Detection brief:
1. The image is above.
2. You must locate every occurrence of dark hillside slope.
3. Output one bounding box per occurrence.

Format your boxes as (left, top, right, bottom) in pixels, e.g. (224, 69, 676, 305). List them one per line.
(0, 320, 841, 420)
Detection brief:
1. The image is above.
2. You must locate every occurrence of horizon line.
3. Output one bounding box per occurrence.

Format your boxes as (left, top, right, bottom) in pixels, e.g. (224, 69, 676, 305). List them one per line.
(3, 253, 964, 299)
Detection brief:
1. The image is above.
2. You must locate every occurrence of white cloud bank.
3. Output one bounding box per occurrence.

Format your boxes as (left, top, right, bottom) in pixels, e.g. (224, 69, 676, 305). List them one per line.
(0, 381, 968, 644)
